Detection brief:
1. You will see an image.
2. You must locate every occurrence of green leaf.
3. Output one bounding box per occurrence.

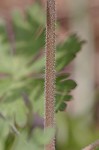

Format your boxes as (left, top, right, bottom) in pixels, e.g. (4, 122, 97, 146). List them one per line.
(64, 95, 73, 101)
(59, 103, 67, 111)
(33, 128, 55, 145)
(63, 79, 77, 91)
(56, 73, 70, 82)
(57, 79, 77, 92)
(56, 77, 77, 112)
(56, 34, 84, 71)
(26, 3, 45, 26)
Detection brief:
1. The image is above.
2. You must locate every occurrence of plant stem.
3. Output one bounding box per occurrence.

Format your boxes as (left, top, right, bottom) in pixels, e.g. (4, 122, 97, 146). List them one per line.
(82, 140, 99, 150)
(45, 0, 56, 150)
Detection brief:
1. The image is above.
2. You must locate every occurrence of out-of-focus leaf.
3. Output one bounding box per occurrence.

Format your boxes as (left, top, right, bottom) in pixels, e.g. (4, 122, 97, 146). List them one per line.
(33, 128, 55, 145)
(56, 76, 77, 112)
(56, 34, 84, 71)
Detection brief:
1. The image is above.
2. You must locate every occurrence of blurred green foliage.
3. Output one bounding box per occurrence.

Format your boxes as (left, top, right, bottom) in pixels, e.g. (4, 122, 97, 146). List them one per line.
(56, 112, 99, 150)
(0, 2, 94, 150)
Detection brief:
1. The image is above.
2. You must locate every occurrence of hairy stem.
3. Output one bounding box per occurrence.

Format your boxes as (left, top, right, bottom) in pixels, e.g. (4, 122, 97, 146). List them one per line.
(82, 140, 99, 150)
(44, 0, 56, 150)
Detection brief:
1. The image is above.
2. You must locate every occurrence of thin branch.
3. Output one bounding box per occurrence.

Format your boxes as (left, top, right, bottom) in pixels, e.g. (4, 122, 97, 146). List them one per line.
(44, 0, 56, 150)
(82, 140, 99, 150)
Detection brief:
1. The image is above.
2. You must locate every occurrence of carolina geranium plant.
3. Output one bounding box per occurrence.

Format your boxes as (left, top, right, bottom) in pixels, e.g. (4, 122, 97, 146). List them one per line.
(0, 1, 84, 150)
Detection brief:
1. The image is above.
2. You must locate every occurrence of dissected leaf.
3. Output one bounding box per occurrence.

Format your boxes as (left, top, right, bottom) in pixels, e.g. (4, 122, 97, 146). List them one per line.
(56, 34, 84, 71)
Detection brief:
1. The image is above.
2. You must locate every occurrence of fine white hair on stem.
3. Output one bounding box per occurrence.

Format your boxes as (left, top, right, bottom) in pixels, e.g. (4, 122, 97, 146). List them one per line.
(82, 140, 99, 150)
(44, 0, 56, 150)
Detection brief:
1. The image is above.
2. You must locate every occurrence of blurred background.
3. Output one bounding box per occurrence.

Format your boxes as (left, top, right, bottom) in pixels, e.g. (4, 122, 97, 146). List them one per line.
(0, 0, 99, 150)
